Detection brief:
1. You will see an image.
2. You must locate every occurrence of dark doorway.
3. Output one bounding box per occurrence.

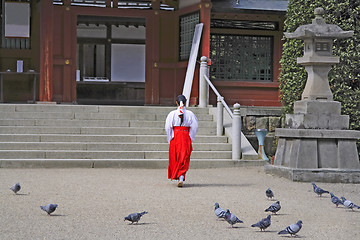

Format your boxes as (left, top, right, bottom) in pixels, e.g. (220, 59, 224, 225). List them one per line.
(76, 15, 146, 105)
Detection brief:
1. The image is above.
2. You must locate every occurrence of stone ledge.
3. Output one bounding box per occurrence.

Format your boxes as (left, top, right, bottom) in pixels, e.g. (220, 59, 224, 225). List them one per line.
(285, 113, 349, 129)
(294, 100, 341, 115)
(0, 159, 265, 169)
(275, 128, 360, 139)
(265, 164, 360, 183)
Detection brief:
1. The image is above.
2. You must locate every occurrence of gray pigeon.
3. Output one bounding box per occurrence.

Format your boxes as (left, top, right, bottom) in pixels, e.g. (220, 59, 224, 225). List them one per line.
(330, 193, 343, 207)
(124, 211, 148, 224)
(10, 183, 21, 194)
(265, 201, 281, 214)
(312, 182, 329, 197)
(214, 203, 226, 220)
(278, 220, 303, 236)
(251, 215, 271, 231)
(265, 188, 274, 199)
(224, 209, 243, 227)
(341, 197, 360, 211)
(40, 204, 58, 215)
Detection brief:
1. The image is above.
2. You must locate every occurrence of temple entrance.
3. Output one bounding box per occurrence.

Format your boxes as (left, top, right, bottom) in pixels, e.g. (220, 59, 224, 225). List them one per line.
(76, 15, 146, 105)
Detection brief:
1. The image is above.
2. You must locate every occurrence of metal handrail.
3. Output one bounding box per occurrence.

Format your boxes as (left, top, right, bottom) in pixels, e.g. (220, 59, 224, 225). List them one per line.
(203, 75, 233, 118)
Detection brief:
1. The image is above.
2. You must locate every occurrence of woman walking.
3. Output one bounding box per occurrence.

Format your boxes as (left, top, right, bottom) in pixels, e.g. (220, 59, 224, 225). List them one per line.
(165, 95, 198, 187)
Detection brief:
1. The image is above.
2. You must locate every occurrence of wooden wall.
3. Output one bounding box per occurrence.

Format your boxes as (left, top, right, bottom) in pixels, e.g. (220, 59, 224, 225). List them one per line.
(0, 0, 40, 102)
(208, 11, 285, 107)
(1, 0, 284, 107)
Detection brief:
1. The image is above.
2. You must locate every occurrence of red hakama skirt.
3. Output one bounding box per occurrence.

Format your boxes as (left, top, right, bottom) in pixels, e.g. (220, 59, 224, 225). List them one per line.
(168, 126, 193, 180)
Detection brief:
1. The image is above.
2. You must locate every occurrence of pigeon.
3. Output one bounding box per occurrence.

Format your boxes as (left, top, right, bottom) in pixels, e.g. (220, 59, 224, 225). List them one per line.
(265, 188, 274, 199)
(312, 182, 329, 197)
(214, 203, 226, 220)
(278, 220, 303, 236)
(124, 211, 148, 224)
(330, 193, 343, 207)
(251, 215, 271, 231)
(10, 183, 21, 194)
(265, 201, 281, 214)
(40, 204, 58, 215)
(224, 209, 243, 227)
(341, 197, 360, 211)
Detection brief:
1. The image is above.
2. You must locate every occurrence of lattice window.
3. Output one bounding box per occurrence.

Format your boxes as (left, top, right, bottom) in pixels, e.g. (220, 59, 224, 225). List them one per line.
(179, 12, 199, 61)
(210, 34, 273, 81)
(211, 19, 278, 31)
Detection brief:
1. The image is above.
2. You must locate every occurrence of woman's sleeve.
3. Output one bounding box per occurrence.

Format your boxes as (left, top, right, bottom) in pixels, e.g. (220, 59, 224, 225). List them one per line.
(189, 112, 198, 142)
(165, 112, 174, 143)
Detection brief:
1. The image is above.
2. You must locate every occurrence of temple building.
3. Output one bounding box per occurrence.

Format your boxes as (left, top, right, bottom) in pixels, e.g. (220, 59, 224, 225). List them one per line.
(0, 0, 287, 106)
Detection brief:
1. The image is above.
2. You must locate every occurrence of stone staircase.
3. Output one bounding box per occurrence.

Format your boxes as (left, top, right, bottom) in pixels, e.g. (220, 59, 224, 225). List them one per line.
(0, 104, 261, 168)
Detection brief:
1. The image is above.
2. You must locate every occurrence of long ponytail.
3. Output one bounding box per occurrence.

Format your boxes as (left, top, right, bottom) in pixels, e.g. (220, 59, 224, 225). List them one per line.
(179, 100, 184, 126)
(176, 95, 187, 126)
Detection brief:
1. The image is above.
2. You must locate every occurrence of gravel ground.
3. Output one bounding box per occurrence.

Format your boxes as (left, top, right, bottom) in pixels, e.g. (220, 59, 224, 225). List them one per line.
(0, 167, 359, 239)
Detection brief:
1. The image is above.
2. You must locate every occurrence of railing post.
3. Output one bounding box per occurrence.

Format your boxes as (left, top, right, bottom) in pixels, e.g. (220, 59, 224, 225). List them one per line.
(217, 96, 224, 136)
(232, 103, 242, 160)
(199, 56, 208, 108)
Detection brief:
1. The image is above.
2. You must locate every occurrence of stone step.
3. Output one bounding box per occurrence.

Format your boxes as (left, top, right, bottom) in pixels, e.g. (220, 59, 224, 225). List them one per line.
(0, 158, 265, 168)
(0, 150, 232, 159)
(0, 112, 213, 121)
(130, 120, 216, 128)
(0, 104, 259, 167)
(0, 119, 217, 128)
(0, 142, 232, 151)
(0, 104, 209, 114)
(0, 126, 216, 135)
(0, 134, 228, 143)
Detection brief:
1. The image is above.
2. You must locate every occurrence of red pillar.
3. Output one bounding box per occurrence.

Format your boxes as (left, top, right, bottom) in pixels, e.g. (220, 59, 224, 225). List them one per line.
(39, 0, 54, 102)
(200, 0, 212, 59)
(189, 0, 211, 106)
(145, 0, 161, 105)
(62, 4, 76, 102)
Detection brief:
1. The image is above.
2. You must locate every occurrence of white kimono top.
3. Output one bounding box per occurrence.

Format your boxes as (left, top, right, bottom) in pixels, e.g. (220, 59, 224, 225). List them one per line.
(165, 106, 198, 143)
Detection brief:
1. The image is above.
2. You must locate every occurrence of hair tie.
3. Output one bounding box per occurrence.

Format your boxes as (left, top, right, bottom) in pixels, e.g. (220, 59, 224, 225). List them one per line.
(178, 101, 184, 118)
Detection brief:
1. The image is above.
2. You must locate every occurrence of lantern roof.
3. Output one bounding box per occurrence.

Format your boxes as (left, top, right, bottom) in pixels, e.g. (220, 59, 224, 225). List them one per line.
(284, 8, 353, 40)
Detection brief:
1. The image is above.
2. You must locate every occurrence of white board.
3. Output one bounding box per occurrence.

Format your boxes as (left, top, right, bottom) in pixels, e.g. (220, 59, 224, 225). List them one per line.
(5, 2, 30, 38)
(182, 23, 203, 107)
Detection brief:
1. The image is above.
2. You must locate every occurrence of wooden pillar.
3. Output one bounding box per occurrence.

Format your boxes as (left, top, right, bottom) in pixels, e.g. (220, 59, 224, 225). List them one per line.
(113, 0, 119, 8)
(62, 5, 76, 102)
(39, 0, 54, 102)
(79, 44, 84, 81)
(200, 0, 211, 59)
(145, 0, 161, 105)
(105, 24, 112, 81)
(152, 0, 160, 10)
(188, 0, 211, 106)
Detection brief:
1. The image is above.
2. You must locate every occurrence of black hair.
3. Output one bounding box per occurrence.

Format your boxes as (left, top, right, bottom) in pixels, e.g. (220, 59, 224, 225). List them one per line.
(176, 95, 187, 105)
(176, 95, 186, 126)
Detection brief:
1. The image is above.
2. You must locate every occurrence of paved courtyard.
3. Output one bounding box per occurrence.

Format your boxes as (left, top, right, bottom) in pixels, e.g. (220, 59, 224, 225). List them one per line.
(1, 166, 359, 239)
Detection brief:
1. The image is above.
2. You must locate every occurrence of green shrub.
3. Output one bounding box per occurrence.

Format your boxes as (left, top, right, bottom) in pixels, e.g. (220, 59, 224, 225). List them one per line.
(279, 0, 360, 155)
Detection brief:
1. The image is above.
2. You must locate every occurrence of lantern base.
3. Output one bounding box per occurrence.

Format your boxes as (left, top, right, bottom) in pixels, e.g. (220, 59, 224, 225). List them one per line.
(265, 164, 360, 183)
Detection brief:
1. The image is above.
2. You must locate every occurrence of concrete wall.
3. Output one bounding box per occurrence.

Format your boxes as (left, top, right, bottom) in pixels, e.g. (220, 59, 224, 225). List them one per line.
(241, 106, 283, 158)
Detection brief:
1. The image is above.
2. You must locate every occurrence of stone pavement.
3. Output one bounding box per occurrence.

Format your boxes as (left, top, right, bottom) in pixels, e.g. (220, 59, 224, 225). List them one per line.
(0, 167, 359, 239)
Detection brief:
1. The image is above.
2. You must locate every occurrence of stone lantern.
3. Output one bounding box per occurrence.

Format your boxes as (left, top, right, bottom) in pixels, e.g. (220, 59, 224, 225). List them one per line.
(265, 8, 360, 183)
(286, 7, 353, 102)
